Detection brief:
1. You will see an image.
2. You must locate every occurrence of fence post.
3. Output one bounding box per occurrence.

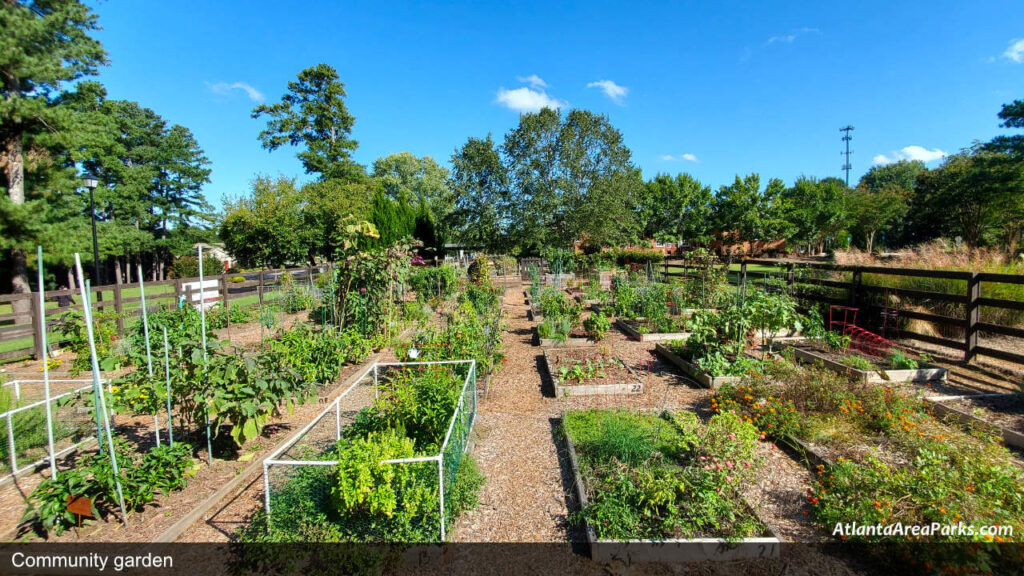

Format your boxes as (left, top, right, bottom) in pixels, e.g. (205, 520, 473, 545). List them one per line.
(220, 273, 229, 327)
(112, 282, 124, 331)
(739, 261, 748, 302)
(30, 293, 45, 360)
(186, 285, 193, 308)
(850, 269, 862, 308)
(258, 270, 265, 307)
(220, 273, 229, 308)
(965, 273, 981, 364)
(786, 262, 795, 291)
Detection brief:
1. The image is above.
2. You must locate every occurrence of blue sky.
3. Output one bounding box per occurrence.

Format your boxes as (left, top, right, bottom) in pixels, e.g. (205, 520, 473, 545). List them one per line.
(88, 1, 1024, 207)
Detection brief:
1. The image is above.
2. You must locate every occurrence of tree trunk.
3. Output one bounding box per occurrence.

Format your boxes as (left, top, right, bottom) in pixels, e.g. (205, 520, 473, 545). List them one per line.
(114, 257, 123, 285)
(866, 230, 876, 254)
(67, 268, 76, 291)
(4, 133, 31, 321)
(126, 255, 133, 284)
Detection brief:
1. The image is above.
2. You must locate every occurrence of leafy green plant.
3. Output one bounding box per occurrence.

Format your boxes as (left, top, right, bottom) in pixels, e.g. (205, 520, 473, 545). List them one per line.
(57, 308, 124, 374)
(746, 285, 800, 356)
(23, 441, 195, 537)
(408, 265, 458, 301)
(887, 349, 919, 370)
(841, 354, 876, 371)
(467, 256, 493, 287)
(583, 312, 611, 341)
(563, 409, 766, 541)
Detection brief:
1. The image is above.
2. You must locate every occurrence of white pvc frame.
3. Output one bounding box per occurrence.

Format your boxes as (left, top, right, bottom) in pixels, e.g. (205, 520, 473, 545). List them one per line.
(262, 359, 477, 541)
(0, 377, 110, 485)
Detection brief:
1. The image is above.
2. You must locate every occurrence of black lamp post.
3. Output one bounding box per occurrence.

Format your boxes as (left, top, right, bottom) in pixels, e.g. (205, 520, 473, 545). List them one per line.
(82, 173, 101, 285)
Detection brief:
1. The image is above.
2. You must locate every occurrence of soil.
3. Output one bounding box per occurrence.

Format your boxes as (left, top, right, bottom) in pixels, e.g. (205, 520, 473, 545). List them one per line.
(621, 317, 687, 334)
(543, 348, 637, 387)
(789, 340, 911, 372)
(947, 394, 1024, 434)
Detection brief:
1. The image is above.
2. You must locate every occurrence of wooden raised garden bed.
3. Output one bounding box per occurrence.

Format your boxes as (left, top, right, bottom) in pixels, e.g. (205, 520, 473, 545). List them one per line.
(654, 343, 742, 389)
(542, 348, 643, 397)
(615, 318, 691, 343)
(533, 326, 591, 347)
(924, 394, 1024, 450)
(780, 342, 946, 384)
(562, 413, 780, 563)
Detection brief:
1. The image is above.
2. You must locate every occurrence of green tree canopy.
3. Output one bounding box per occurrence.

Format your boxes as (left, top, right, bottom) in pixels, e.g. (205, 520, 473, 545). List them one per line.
(640, 173, 714, 246)
(713, 174, 791, 244)
(448, 134, 510, 253)
(252, 63, 363, 182)
(220, 176, 311, 268)
(1, 0, 106, 307)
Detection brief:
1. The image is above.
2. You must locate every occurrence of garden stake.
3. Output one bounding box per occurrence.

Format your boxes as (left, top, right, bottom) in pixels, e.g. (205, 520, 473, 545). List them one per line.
(198, 245, 213, 466)
(82, 280, 105, 455)
(163, 327, 174, 446)
(36, 246, 58, 480)
(75, 254, 128, 526)
(138, 266, 160, 447)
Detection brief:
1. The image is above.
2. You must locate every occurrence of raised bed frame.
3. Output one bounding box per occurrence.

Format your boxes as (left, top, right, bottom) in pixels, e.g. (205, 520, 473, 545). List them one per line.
(534, 326, 591, 348)
(654, 344, 742, 389)
(542, 348, 643, 398)
(780, 343, 947, 384)
(615, 318, 691, 343)
(562, 414, 780, 563)
(924, 394, 1024, 450)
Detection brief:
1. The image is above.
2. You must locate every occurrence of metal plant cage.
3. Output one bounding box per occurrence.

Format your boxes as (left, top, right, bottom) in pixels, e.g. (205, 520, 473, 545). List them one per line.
(262, 359, 478, 541)
(0, 378, 112, 484)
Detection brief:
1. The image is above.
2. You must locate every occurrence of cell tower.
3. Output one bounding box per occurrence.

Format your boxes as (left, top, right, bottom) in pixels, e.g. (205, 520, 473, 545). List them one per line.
(840, 125, 854, 187)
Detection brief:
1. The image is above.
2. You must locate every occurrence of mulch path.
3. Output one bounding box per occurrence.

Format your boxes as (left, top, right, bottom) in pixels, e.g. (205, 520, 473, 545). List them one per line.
(451, 284, 831, 546)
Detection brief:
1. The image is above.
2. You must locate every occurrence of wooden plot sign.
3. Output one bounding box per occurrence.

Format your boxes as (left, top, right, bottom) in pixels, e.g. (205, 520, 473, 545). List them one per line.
(67, 495, 94, 527)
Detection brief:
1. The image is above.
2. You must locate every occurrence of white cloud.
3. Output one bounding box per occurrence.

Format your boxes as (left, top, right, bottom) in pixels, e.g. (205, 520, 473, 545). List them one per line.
(767, 27, 820, 45)
(586, 79, 628, 105)
(660, 153, 699, 162)
(516, 74, 548, 88)
(208, 81, 265, 102)
(1003, 38, 1024, 63)
(495, 86, 567, 112)
(873, 145, 947, 166)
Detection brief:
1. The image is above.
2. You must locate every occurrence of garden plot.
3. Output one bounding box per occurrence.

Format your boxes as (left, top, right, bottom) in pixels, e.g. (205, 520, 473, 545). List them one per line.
(780, 341, 946, 384)
(0, 378, 105, 483)
(562, 409, 779, 563)
(712, 359, 1024, 556)
(654, 343, 742, 389)
(615, 317, 690, 342)
(543, 348, 642, 397)
(534, 325, 591, 347)
(925, 393, 1024, 450)
(257, 360, 480, 542)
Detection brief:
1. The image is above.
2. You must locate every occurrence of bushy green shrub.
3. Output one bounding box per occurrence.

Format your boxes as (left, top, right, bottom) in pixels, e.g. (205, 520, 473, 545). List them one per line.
(408, 265, 458, 301)
(564, 409, 766, 541)
(168, 255, 225, 279)
(583, 312, 611, 341)
(23, 440, 195, 536)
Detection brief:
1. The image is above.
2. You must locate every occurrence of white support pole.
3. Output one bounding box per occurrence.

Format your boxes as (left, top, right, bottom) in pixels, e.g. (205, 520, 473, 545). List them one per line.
(138, 265, 159, 447)
(6, 417, 15, 476)
(263, 462, 271, 516)
(37, 247, 57, 480)
(75, 254, 128, 525)
(162, 328, 174, 446)
(198, 246, 212, 465)
(438, 458, 445, 541)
